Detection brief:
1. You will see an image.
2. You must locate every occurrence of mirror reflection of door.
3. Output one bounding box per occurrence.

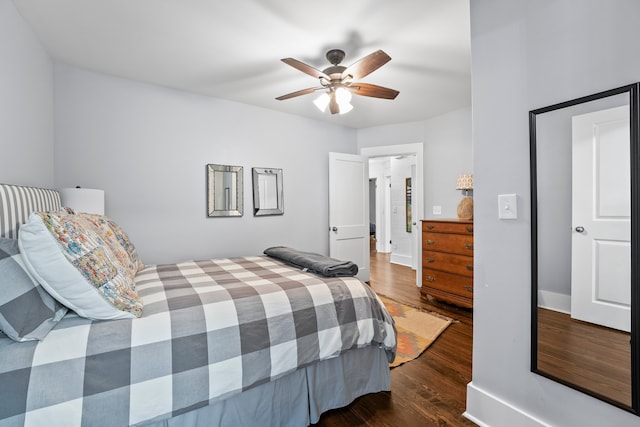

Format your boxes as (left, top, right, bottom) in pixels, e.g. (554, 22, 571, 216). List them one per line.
(532, 88, 633, 410)
(571, 106, 630, 332)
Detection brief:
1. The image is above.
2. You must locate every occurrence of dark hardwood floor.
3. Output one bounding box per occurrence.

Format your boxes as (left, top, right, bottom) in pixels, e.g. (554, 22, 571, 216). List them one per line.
(314, 246, 475, 427)
(537, 307, 631, 407)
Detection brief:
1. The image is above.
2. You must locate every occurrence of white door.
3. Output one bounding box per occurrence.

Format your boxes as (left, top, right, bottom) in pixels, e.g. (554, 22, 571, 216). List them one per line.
(329, 152, 369, 282)
(571, 105, 630, 332)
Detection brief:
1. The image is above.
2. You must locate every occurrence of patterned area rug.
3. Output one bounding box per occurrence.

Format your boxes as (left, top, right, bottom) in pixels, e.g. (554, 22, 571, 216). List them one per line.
(380, 296, 453, 368)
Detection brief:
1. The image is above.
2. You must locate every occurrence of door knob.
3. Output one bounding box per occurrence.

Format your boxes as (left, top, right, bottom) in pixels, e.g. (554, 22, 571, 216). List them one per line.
(331, 226, 338, 232)
(575, 226, 585, 233)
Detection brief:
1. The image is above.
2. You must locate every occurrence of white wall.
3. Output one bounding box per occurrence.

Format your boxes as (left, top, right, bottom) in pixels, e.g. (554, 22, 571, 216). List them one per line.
(357, 107, 472, 220)
(0, 1, 54, 187)
(467, 1, 640, 426)
(53, 64, 357, 264)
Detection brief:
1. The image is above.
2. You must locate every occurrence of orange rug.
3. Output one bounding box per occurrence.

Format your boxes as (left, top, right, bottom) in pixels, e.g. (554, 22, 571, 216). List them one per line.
(380, 296, 453, 368)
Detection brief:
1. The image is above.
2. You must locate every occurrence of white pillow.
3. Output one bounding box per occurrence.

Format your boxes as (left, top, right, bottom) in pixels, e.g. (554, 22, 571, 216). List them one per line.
(18, 212, 143, 320)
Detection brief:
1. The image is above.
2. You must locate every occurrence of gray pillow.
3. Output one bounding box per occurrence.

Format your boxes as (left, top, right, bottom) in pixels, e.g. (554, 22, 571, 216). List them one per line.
(0, 238, 67, 341)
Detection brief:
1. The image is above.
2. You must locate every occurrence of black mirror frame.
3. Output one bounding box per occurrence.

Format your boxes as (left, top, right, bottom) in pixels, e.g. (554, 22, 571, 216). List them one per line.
(529, 82, 640, 414)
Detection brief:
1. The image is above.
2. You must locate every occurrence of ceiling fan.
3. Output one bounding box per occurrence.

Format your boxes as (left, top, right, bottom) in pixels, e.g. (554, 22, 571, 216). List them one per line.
(276, 49, 400, 115)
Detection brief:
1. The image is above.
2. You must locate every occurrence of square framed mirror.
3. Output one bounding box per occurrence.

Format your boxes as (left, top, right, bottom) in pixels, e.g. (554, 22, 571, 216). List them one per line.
(206, 164, 243, 217)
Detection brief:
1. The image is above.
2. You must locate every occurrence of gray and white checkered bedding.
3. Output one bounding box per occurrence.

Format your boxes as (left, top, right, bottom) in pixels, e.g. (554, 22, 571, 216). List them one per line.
(0, 256, 396, 427)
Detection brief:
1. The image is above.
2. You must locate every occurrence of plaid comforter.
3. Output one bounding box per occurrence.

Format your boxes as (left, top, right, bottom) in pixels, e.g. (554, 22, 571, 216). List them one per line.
(0, 256, 396, 427)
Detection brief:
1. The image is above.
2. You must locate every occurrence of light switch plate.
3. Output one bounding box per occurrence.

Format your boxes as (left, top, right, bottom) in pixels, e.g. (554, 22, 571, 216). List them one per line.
(498, 194, 517, 219)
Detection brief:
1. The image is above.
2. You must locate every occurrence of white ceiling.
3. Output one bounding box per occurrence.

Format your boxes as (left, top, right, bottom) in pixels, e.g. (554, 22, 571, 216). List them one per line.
(12, 0, 471, 129)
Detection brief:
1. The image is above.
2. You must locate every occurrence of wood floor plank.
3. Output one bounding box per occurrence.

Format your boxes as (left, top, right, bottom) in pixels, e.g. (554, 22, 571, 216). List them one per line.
(537, 307, 631, 407)
(313, 250, 475, 427)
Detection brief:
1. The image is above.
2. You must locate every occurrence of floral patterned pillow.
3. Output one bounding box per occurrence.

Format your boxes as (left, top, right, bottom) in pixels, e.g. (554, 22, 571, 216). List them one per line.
(18, 211, 143, 319)
(77, 213, 144, 279)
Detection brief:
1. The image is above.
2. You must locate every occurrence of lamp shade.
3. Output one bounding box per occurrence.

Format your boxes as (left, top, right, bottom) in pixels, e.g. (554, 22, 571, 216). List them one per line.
(313, 93, 330, 112)
(59, 187, 105, 215)
(313, 89, 354, 114)
(456, 174, 474, 190)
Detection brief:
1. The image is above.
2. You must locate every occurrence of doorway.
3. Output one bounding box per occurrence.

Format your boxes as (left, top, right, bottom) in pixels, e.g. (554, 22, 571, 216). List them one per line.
(368, 155, 416, 262)
(360, 143, 424, 287)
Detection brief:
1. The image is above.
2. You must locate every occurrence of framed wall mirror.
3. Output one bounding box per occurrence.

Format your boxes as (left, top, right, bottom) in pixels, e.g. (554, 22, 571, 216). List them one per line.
(252, 167, 283, 216)
(206, 164, 243, 217)
(530, 83, 640, 413)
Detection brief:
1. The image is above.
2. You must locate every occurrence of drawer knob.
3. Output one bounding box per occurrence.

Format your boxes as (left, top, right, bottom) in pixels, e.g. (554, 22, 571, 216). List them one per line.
(426, 275, 436, 282)
(426, 239, 435, 245)
(464, 243, 473, 250)
(464, 286, 473, 292)
(426, 258, 435, 263)
(427, 225, 435, 230)
(466, 226, 473, 232)
(466, 265, 473, 271)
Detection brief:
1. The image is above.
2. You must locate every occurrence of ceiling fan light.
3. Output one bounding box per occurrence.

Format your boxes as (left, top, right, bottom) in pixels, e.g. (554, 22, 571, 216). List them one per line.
(314, 93, 330, 112)
(338, 102, 353, 115)
(335, 87, 352, 104)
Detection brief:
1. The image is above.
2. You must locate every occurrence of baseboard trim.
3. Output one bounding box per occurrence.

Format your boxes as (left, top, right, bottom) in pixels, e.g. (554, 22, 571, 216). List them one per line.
(390, 253, 411, 267)
(537, 290, 570, 314)
(465, 382, 550, 427)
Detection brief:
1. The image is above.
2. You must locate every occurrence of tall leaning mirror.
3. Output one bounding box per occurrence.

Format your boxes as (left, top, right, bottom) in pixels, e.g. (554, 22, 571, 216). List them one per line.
(530, 83, 640, 413)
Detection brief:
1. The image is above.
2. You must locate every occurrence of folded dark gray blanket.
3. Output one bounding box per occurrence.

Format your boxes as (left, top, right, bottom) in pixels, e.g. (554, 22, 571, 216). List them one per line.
(264, 246, 359, 277)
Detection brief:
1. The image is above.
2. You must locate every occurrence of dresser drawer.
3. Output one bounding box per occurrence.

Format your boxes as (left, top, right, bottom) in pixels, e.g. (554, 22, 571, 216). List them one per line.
(423, 232, 473, 256)
(420, 219, 474, 308)
(423, 250, 473, 277)
(422, 269, 473, 298)
(422, 221, 473, 235)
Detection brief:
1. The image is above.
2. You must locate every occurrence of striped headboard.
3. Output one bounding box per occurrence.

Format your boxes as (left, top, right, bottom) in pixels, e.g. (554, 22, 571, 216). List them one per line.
(0, 184, 61, 239)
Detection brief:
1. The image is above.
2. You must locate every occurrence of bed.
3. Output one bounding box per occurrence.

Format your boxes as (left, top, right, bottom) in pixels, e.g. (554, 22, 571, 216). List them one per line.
(0, 184, 396, 427)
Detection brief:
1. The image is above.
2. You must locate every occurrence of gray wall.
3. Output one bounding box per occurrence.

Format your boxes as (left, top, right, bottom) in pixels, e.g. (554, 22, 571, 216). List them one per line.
(357, 107, 473, 220)
(467, 0, 640, 425)
(53, 67, 472, 266)
(0, 1, 54, 187)
(53, 64, 357, 264)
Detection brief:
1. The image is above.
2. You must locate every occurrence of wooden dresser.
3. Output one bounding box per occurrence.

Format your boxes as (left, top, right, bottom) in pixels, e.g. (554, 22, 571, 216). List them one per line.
(421, 219, 473, 308)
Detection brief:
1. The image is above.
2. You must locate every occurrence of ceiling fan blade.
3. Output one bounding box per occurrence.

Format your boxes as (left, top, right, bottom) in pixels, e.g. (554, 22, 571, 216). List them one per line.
(342, 50, 391, 80)
(281, 58, 330, 80)
(275, 87, 323, 100)
(348, 83, 399, 100)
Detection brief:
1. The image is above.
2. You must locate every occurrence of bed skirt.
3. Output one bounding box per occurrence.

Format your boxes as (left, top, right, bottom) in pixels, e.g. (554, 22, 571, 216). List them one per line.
(141, 345, 390, 427)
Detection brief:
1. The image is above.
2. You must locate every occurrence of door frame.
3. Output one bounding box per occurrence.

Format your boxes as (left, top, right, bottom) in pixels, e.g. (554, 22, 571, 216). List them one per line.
(360, 143, 424, 287)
